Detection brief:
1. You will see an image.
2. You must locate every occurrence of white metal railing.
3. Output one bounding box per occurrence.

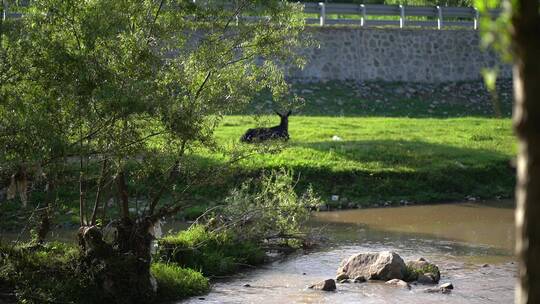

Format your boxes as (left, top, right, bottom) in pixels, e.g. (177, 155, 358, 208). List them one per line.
(303, 2, 502, 29)
(3, 1, 502, 30)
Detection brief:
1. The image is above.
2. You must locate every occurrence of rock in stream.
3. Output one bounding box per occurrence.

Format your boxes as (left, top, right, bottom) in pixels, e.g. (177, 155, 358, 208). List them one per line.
(308, 279, 337, 292)
(336, 251, 407, 281)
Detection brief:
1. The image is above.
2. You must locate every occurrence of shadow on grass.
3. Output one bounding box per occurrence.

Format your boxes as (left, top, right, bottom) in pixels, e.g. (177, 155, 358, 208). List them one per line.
(0, 140, 515, 231)
(287, 139, 514, 203)
(295, 139, 510, 170)
(180, 139, 514, 206)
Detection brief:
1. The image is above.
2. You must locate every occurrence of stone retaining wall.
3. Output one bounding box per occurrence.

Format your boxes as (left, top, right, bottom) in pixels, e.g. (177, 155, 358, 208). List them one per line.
(286, 27, 511, 83)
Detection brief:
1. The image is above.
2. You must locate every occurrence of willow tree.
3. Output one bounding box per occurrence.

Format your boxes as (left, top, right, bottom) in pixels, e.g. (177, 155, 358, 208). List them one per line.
(477, 0, 540, 301)
(1, 0, 305, 301)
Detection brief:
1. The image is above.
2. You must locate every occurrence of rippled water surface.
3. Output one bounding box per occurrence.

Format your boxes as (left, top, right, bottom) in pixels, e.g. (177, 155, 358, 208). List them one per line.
(181, 201, 516, 304)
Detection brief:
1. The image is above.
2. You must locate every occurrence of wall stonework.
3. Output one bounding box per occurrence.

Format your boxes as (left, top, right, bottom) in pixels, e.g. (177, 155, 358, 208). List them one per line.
(286, 27, 511, 83)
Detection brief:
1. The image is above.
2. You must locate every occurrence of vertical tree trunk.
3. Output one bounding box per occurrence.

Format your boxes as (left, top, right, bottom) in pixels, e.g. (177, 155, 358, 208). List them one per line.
(0, 1, 4, 39)
(116, 171, 130, 219)
(35, 178, 53, 244)
(79, 168, 86, 226)
(90, 160, 108, 225)
(512, 0, 540, 302)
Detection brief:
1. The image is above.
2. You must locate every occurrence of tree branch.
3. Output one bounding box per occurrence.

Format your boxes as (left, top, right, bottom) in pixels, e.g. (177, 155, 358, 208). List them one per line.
(194, 71, 212, 101)
(152, 146, 270, 220)
(90, 159, 108, 225)
(148, 160, 179, 216)
(147, 0, 165, 42)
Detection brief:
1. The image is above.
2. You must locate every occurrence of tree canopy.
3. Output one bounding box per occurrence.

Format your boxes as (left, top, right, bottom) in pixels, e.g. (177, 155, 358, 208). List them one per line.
(0, 0, 306, 220)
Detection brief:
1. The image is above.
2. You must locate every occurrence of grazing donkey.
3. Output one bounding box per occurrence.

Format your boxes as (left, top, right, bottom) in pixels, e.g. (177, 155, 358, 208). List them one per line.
(241, 110, 291, 143)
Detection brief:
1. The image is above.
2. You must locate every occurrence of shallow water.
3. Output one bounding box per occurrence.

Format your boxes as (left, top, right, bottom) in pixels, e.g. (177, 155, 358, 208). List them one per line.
(181, 201, 516, 304)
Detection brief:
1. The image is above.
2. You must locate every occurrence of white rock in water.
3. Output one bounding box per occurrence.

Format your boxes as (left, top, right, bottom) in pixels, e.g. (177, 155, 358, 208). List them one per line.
(439, 282, 454, 289)
(337, 251, 407, 281)
(385, 279, 411, 289)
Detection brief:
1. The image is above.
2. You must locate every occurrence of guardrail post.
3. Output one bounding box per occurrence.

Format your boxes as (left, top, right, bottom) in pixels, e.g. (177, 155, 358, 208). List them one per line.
(399, 5, 405, 28)
(360, 4, 366, 27)
(473, 7, 479, 30)
(234, 0, 240, 25)
(436, 5, 443, 29)
(2, 0, 7, 21)
(319, 2, 326, 26)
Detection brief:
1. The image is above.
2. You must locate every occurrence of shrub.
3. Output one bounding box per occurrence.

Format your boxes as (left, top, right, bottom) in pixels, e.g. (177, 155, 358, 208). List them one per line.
(0, 242, 105, 304)
(221, 169, 321, 243)
(151, 263, 209, 301)
(158, 170, 320, 278)
(158, 225, 265, 277)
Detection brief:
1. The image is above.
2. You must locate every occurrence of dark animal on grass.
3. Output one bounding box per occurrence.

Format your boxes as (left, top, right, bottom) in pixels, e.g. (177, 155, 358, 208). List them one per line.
(241, 110, 291, 143)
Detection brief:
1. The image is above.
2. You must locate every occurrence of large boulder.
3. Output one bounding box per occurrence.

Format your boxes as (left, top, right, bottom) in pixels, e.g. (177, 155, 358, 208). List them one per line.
(405, 257, 441, 283)
(336, 251, 407, 281)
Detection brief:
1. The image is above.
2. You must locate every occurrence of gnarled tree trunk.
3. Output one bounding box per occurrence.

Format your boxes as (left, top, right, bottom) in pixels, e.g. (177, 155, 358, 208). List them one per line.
(78, 218, 157, 304)
(77, 170, 158, 304)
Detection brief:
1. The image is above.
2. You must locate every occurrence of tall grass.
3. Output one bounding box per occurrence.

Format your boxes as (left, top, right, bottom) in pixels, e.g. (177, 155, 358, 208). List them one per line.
(151, 263, 209, 301)
(158, 225, 266, 277)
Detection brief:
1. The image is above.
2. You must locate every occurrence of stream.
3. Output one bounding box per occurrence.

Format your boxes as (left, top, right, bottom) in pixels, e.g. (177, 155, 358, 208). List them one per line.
(181, 201, 516, 304)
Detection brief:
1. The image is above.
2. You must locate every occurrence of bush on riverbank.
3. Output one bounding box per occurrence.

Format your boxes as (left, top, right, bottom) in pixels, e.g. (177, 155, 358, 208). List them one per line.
(0, 242, 211, 303)
(159, 170, 320, 277)
(0, 242, 103, 304)
(158, 225, 266, 277)
(151, 263, 209, 301)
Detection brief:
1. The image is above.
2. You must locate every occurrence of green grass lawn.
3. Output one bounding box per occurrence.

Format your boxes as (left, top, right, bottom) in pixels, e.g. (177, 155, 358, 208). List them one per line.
(180, 80, 515, 208)
(191, 115, 514, 207)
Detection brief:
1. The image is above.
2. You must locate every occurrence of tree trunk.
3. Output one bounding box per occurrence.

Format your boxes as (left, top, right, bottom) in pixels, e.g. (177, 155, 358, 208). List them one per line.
(512, 0, 540, 302)
(35, 176, 54, 244)
(116, 171, 130, 220)
(78, 167, 158, 303)
(78, 219, 156, 304)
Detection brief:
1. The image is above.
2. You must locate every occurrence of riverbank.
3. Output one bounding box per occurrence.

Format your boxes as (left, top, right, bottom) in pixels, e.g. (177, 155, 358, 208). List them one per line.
(1, 200, 515, 303)
(0, 170, 315, 303)
(208, 115, 514, 204)
(182, 201, 516, 304)
(0, 80, 516, 230)
(0, 225, 274, 303)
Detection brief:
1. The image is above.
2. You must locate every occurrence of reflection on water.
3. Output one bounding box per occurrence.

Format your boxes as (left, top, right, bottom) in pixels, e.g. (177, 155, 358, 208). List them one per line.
(181, 201, 516, 304)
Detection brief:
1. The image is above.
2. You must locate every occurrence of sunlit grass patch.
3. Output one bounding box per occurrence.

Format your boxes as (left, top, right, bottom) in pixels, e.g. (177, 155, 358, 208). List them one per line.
(158, 225, 265, 277)
(184, 115, 515, 205)
(151, 263, 209, 301)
